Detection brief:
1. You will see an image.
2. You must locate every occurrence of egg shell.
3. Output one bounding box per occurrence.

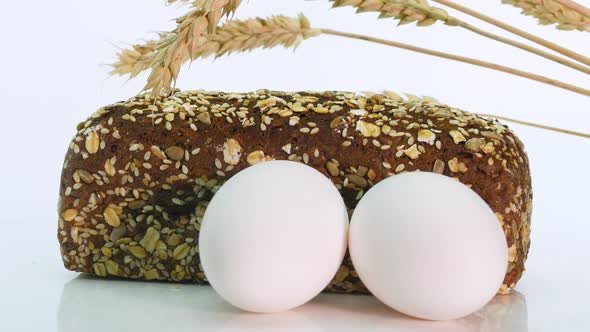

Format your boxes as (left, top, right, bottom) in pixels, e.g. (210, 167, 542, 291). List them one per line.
(199, 161, 349, 313)
(349, 172, 508, 321)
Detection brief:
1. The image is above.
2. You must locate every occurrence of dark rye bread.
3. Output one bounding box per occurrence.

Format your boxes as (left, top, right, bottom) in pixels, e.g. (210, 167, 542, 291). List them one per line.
(58, 89, 532, 294)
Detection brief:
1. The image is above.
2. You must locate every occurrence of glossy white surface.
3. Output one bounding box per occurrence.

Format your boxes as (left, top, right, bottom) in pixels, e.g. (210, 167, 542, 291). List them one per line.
(4, 213, 589, 332)
(1, 0, 590, 331)
(56, 276, 528, 332)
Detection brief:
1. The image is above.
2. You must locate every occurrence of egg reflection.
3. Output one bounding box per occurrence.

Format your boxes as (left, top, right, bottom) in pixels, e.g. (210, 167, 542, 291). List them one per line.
(58, 275, 527, 332)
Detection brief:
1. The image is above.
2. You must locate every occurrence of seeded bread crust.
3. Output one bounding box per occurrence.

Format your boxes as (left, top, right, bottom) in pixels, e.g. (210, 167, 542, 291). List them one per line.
(58, 89, 532, 294)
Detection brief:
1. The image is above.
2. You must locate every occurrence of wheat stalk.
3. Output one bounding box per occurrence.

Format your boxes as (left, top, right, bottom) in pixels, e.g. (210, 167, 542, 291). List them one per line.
(365, 91, 589, 138)
(476, 113, 590, 139)
(110, 12, 590, 137)
(503, 0, 590, 32)
(320, 28, 590, 96)
(112, 14, 320, 96)
(386, 92, 590, 138)
(113, 13, 590, 97)
(116, 0, 590, 95)
(330, 0, 590, 75)
(431, 0, 590, 67)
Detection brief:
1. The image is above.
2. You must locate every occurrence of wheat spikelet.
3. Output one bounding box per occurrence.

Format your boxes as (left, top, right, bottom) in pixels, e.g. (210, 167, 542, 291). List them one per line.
(110, 40, 159, 78)
(141, 9, 209, 95)
(166, 0, 241, 32)
(140, 0, 241, 95)
(112, 14, 320, 96)
(111, 0, 243, 95)
(109, 0, 245, 89)
(503, 0, 590, 32)
(330, 0, 449, 26)
(189, 14, 320, 57)
(114, 6, 223, 94)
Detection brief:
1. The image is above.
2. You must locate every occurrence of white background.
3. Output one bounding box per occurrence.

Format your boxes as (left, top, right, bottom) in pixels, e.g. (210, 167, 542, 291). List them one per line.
(0, 1, 589, 331)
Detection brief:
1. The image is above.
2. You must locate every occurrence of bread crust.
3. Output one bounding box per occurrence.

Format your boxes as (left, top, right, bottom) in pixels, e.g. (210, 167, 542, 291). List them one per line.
(58, 90, 532, 294)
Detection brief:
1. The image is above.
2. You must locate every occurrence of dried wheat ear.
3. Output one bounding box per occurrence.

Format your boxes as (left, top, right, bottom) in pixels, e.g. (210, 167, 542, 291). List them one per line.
(503, 0, 590, 32)
(111, 14, 319, 96)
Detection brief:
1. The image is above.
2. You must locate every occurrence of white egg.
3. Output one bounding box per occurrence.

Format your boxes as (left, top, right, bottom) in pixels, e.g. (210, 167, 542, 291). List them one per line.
(349, 172, 508, 321)
(199, 160, 348, 313)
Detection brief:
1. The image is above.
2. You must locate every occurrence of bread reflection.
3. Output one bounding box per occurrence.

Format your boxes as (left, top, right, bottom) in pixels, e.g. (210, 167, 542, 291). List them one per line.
(58, 275, 318, 332)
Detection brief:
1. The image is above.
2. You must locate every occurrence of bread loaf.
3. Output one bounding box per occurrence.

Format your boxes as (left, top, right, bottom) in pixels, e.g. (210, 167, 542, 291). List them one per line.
(58, 89, 532, 294)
